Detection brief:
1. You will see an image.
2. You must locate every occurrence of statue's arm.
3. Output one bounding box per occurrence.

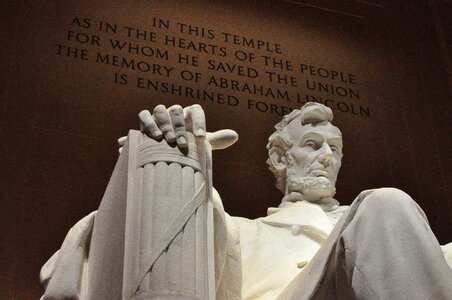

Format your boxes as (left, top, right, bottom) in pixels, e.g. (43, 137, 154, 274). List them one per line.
(120, 104, 241, 298)
(40, 104, 240, 299)
(212, 187, 242, 299)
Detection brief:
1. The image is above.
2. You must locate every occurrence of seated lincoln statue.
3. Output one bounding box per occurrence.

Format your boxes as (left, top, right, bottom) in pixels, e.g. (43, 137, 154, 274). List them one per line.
(40, 102, 452, 300)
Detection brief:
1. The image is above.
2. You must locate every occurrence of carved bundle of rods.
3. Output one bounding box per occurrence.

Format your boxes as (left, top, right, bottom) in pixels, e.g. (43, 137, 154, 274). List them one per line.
(122, 132, 214, 300)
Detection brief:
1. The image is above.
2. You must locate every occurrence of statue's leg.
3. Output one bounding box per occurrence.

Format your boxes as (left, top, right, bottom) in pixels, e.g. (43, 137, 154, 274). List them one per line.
(335, 188, 452, 300)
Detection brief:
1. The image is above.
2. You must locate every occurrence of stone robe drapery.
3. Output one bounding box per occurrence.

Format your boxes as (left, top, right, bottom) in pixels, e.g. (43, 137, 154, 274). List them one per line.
(42, 187, 452, 300)
(217, 189, 452, 300)
(225, 200, 348, 300)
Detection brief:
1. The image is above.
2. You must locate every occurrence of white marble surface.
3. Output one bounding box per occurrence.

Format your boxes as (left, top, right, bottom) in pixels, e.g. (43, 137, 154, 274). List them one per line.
(41, 103, 452, 300)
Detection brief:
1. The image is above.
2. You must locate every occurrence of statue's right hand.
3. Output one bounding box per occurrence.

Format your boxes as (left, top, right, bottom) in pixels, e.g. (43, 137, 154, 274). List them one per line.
(138, 104, 238, 151)
(138, 104, 204, 149)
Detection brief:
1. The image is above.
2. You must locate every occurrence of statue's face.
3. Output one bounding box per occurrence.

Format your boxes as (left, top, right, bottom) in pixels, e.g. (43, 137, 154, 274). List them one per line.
(286, 122, 343, 202)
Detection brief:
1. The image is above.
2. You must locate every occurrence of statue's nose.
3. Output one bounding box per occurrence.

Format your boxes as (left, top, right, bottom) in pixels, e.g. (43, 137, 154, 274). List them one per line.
(318, 143, 333, 167)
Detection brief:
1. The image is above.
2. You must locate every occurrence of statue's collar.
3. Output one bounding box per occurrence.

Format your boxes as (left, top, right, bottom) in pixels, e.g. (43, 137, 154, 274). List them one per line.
(263, 200, 335, 239)
(268, 192, 339, 216)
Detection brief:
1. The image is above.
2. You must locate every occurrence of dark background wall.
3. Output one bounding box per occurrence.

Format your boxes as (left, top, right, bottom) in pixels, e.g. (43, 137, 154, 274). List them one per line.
(1, 1, 451, 298)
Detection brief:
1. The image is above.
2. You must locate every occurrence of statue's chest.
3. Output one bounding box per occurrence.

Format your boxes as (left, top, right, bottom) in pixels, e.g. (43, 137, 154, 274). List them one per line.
(237, 220, 323, 300)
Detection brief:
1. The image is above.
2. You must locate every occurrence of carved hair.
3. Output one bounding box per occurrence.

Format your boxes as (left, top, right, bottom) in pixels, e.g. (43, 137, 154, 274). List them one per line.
(266, 102, 335, 193)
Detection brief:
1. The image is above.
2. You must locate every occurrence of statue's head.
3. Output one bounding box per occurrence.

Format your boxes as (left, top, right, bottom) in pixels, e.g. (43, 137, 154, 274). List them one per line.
(266, 103, 343, 203)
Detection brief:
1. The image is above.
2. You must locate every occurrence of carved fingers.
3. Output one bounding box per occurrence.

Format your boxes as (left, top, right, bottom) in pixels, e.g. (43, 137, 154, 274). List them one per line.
(138, 109, 162, 139)
(206, 130, 239, 150)
(168, 105, 188, 148)
(183, 104, 206, 138)
(138, 104, 238, 151)
(139, 104, 205, 148)
(153, 104, 178, 145)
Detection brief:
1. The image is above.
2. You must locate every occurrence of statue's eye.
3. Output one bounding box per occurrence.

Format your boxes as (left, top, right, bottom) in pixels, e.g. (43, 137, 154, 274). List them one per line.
(330, 145, 342, 154)
(305, 140, 316, 148)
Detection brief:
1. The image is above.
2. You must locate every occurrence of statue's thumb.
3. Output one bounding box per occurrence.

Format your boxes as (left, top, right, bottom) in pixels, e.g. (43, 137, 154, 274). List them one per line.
(206, 129, 239, 150)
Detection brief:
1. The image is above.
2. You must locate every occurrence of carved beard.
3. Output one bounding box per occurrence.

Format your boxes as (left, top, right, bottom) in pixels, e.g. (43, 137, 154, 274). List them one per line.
(286, 173, 336, 203)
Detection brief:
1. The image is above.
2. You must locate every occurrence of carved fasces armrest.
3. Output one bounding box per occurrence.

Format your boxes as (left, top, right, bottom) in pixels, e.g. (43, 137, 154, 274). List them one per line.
(122, 130, 215, 300)
(120, 104, 238, 299)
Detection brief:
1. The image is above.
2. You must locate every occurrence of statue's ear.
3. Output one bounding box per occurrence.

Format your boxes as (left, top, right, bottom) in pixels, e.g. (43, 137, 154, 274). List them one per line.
(268, 146, 288, 171)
